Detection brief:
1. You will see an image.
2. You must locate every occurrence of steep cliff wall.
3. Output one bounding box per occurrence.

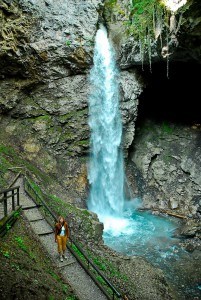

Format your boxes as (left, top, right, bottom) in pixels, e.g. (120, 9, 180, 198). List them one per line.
(104, 0, 201, 220)
(0, 0, 200, 218)
(1, 1, 200, 298)
(0, 0, 142, 202)
(104, 0, 201, 66)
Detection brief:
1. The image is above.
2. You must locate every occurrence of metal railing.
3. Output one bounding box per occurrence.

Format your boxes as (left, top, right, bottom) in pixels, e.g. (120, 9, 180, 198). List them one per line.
(24, 176, 123, 300)
(0, 186, 20, 218)
(0, 185, 22, 237)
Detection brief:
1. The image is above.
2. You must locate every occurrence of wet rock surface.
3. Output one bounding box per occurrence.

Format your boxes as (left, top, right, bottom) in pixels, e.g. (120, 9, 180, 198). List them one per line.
(129, 121, 201, 218)
(0, 0, 142, 202)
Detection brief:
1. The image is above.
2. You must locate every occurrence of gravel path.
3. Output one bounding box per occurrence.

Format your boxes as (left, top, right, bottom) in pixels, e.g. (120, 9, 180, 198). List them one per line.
(10, 177, 108, 300)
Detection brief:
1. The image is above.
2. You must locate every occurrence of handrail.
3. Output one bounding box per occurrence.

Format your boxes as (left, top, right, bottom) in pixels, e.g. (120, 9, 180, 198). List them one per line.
(0, 186, 20, 217)
(72, 240, 121, 297)
(24, 176, 123, 300)
(0, 185, 20, 195)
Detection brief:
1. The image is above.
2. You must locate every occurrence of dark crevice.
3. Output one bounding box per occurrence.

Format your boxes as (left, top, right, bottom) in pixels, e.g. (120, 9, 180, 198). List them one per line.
(135, 62, 201, 127)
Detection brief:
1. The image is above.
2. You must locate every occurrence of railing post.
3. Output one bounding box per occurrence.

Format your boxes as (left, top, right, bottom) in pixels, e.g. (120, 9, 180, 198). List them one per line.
(12, 190, 15, 210)
(17, 187, 19, 206)
(3, 192, 7, 217)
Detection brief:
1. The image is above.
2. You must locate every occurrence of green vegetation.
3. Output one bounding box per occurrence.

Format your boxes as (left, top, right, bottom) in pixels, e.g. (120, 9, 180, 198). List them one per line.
(6, 223, 11, 231)
(15, 236, 28, 252)
(0, 217, 78, 299)
(2, 250, 10, 258)
(66, 296, 78, 300)
(96, 275, 106, 285)
(66, 40, 71, 46)
(93, 257, 107, 271)
(126, 1, 165, 36)
(0, 146, 13, 186)
(161, 121, 173, 134)
(58, 109, 88, 123)
(106, 0, 167, 67)
(104, 0, 190, 70)
(27, 178, 43, 198)
(0, 143, 52, 189)
(85, 247, 128, 282)
(68, 241, 123, 297)
(48, 194, 91, 222)
(13, 211, 20, 218)
(71, 244, 85, 261)
(75, 139, 89, 146)
(34, 115, 52, 122)
(127, 0, 165, 65)
(23, 178, 128, 297)
(48, 271, 61, 281)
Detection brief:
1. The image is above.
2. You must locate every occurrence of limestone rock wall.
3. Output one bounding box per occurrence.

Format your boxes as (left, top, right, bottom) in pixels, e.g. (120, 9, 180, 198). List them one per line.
(0, 0, 141, 201)
(130, 121, 201, 217)
(104, 0, 201, 219)
(0, 0, 200, 215)
(0, 0, 103, 199)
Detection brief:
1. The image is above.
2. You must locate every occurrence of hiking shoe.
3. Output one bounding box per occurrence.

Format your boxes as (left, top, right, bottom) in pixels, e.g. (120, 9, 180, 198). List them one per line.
(63, 255, 67, 259)
(60, 256, 63, 262)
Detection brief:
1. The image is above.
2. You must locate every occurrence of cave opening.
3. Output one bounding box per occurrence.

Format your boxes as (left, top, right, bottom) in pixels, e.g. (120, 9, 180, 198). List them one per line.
(136, 62, 201, 127)
(124, 61, 201, 299)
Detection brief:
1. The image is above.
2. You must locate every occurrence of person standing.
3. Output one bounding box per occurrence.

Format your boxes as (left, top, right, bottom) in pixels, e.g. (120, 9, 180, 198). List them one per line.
(55, 216, 70, 262)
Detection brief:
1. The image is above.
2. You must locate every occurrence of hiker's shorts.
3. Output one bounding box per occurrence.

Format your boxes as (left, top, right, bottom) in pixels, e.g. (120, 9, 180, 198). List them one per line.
(57, 235, 67, 253)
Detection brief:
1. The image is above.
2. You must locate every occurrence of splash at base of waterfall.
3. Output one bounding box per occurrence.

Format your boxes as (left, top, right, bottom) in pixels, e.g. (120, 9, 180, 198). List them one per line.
(103, 205, 201, 300)
(103, 202, 180, 260)
(99, 195, 182, 267)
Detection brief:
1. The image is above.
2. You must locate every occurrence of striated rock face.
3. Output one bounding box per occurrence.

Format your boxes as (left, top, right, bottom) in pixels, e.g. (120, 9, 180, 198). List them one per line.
(0, 0, 142, 202)
(0, 0, 200, 213)
(0, 0, 103, 80)
(0, 1, 200, 298)
(119, 70, 143, 149)
(104, 0, 201, 222)
(130, 121, 201, 218)
(0, 0, 104, 199)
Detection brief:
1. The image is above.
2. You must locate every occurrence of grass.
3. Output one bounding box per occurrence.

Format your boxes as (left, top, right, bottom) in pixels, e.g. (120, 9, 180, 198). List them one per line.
(0, 216, 78, 300)
(0, 143, 52, 190)
(71, 244, 85, 261)
(15, 236, 28, 252)
(22, 178, 128, 298)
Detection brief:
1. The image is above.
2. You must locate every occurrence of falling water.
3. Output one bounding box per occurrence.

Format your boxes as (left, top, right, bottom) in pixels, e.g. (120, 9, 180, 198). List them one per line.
(87, 25, 124, 220)
(87, 26, 201, 299)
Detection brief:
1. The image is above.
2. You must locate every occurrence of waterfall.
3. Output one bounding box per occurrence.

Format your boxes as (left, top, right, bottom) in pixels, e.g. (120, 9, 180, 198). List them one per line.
(87, 30, 194, 297)
(87, 25, 125, 220)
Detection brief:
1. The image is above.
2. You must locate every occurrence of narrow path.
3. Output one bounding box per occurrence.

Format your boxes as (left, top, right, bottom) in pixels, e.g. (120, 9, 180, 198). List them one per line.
(13, 177, 108, 300)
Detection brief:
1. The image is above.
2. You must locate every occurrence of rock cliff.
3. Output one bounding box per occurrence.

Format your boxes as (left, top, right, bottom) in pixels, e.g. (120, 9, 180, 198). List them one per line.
(0, 0, 141, 202)
(1, 0, 201, 298)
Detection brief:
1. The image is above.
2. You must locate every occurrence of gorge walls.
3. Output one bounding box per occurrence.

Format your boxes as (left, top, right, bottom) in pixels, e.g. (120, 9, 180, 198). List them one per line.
(0, 0, 141, 203)
(0, 0, 201, 221)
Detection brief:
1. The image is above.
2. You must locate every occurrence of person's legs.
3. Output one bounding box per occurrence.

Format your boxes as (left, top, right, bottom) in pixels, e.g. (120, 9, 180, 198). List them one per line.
(61, 236, 67, 259)
(57, 236, 63, 261)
